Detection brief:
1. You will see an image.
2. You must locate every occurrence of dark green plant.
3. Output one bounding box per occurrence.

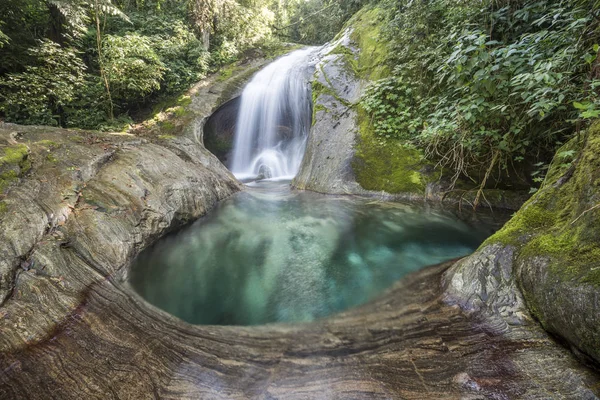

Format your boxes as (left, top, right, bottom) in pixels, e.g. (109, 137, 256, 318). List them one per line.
(361, 0, 600, 199)
(0, 40, 86, 126)
(101, 33, 165, 103)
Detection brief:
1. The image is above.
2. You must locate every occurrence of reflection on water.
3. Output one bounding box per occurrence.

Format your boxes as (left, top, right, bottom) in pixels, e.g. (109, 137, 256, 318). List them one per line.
(130, 181, 497, 326)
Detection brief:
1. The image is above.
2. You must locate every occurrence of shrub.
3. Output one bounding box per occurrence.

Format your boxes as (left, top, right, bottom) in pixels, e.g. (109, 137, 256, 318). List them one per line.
(0, 39, 86, 126)
(101, 33, 165, 104)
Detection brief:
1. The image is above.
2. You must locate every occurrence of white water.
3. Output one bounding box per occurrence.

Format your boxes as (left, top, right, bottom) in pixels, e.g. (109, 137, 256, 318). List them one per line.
(230, 48, 315, 180)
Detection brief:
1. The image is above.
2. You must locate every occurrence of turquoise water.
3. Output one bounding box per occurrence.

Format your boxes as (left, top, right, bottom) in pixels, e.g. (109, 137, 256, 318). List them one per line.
(130, 181, 498, 326)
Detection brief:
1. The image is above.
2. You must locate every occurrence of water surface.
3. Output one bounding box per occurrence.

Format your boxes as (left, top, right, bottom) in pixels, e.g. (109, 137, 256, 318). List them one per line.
(130, 181, 497, 326)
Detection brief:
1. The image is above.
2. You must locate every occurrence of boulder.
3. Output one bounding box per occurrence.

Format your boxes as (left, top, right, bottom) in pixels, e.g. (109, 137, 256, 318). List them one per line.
(445, 122, 600, 363)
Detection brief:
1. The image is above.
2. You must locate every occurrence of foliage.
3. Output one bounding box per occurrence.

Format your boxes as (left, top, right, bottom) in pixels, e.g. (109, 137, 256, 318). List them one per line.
(0, 40, 87, 126)
(361, 0, 600, 189)
(0, 22, 8, 48)
(150, 21, 210, 93)
(0, 0, 360, 130)
(101, 33, 165, 103)
(201, 0, 276, 66)
(48, 0, 131, 35)
(279, 0, 369, 45)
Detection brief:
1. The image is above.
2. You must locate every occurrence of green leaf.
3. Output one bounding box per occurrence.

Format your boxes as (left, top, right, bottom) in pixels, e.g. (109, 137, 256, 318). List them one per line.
(582, 110, 600, 119)
(558, 150, 576, 159)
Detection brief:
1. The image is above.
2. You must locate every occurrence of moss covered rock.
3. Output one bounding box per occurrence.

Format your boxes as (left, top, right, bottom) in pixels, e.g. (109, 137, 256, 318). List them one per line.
(447, 121, 600, 364)
(0, 143, 31, 193)
(294, 7, 432, 197)
(341, 7, 432, 195)
(294, 6, 526, 209)
(512, 123, 600, 363)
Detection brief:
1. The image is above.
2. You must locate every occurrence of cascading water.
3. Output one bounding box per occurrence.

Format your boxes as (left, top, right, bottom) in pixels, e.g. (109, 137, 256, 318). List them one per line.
(230, 48, 315, 180)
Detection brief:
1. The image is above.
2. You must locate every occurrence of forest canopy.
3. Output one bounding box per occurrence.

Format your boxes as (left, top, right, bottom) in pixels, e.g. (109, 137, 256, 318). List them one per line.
(0, 0, 365, 130)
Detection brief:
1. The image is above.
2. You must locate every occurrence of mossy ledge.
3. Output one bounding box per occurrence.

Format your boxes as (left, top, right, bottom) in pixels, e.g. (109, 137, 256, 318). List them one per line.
(480, 121, 600, 363)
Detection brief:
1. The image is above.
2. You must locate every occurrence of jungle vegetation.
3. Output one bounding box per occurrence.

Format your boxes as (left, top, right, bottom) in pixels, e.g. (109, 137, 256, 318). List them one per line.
(0, 0, 365, 130)
(361, 0, 600, 192)
(0, 0, 598, 193)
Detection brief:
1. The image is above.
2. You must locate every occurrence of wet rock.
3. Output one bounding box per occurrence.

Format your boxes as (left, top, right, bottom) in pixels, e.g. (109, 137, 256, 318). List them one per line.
(445, 122, 600, 364)
(294, 29, 365, 196)
(257, 165, 273, 180)
(203, 96, 241, 164)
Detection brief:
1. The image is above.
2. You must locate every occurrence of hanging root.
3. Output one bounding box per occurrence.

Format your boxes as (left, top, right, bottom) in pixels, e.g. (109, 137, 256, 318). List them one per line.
(474, 150, 500, 210)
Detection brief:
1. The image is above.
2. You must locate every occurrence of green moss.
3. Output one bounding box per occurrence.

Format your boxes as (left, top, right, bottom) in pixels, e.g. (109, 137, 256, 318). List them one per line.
(159, 120, 176, 132)
(0, 144, 31, 193)
(177, 95, 192, 107)
(330, 45, 359, 75)
(0, 144, 29, 165)
(165, 106, 189, 118)
(311, 79, 351, 119)
(217, 65, 239, 82)
(335, 7, 430, 194)
(216, 64, 263, 105)
(487, 122, 600, 290)
(0, 201, 7, 214)
(349, 7, 390, 82)
(353, 108, 427, 194)
(158, 135, 176, 140)
(486, 201, 556, 246)
(36, 140, 60, 149)
(20, 158, 32, 173)
(0, 170, 18, 193)
(542, 138, 582, 186)
(46, 153, 58, 163)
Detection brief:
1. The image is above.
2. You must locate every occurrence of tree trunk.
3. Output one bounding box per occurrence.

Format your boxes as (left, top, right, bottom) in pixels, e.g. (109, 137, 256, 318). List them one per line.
(94, 0, 114, 120)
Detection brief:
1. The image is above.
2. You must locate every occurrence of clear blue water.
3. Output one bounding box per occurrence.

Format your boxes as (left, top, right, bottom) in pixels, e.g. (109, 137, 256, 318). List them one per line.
(130, 181, 498, 326)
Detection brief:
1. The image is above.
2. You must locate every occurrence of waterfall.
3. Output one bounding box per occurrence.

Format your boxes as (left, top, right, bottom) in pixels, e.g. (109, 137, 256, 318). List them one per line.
(230, 48, 315, 181)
